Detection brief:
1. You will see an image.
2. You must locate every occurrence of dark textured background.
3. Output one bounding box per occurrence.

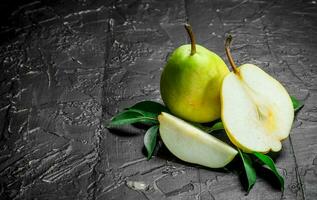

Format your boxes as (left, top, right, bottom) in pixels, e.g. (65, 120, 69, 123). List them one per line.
(0, 0, 316, 199)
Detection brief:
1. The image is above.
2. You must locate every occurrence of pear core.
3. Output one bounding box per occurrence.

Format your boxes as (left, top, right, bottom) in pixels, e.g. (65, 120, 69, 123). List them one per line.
(221, 64, 294, 153)
(158, 112, 238, 168)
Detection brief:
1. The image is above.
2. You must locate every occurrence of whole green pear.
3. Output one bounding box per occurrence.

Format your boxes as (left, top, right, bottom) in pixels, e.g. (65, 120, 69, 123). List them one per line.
(160, 24, 229, 123)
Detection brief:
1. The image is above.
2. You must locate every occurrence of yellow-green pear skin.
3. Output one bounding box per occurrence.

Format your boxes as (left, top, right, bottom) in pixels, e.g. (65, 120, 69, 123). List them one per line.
(221, 64, 294, 153)
(160, 44, 229, 123)
(158, 112, 238, 168)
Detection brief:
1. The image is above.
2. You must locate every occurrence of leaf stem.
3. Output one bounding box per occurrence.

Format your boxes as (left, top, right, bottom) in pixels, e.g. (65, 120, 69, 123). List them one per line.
(184, 23, 196, 56)
(225, 35, 239, 74)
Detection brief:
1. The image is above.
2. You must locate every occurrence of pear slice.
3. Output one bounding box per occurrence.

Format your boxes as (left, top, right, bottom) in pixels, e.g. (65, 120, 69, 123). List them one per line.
(158, 112, 238, 168)
(221, 36, 294, 153)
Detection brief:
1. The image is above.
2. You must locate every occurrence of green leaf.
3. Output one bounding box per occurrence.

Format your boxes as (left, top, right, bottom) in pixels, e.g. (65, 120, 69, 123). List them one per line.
(238, 149, 256, 193)
(191, 122, 224, 133)
(107, 101, 168, 128)
(205, 122, 224, 133)
(108, 110, 158, 127)
(127, 101, 169, 118)
(252, 152, 284, 191)
(144, 125, 159, 159)
(291, 96, 304, 112)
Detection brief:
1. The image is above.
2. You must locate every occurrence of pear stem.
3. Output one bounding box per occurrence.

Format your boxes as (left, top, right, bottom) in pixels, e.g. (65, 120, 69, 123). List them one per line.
(184, 23, 196, 56)
(225, 35, 239, 74)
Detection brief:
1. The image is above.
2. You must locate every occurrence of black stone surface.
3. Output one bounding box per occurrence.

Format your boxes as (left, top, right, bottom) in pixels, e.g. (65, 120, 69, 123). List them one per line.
(0, 0, 316, 199)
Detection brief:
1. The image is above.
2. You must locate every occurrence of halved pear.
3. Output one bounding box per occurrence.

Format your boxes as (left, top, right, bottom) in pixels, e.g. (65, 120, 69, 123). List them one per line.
(221, 36, 294, 153)
(158, 112, 238, 168)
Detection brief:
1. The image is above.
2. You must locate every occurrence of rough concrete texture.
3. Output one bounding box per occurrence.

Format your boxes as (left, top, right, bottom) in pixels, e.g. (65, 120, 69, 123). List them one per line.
(0, 0, 316, 199)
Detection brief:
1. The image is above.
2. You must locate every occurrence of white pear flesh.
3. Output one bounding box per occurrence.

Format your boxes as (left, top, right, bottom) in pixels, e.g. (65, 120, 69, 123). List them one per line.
(158, 112, 238, 168)
(221, 64, 294, 153)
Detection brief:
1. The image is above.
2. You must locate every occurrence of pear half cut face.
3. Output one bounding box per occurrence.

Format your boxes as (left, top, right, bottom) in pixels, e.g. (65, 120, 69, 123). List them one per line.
(221, 64, 294, 153)
(158, 112, 237, 168)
